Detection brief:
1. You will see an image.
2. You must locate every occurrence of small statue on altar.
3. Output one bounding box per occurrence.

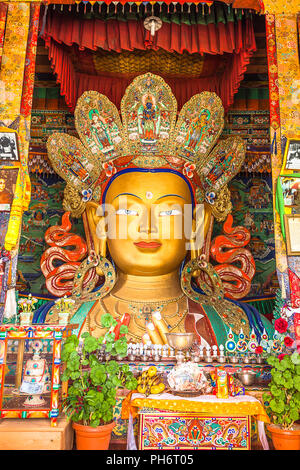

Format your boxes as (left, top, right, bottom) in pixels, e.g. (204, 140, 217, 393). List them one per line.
(42, 73, 274, 348)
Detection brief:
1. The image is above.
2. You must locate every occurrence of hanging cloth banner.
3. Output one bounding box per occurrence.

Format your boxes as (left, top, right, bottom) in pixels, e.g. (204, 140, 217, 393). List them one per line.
(0, 3, 7, 70)
(43, 0, 263, 12)
(42, 8, 256, 111)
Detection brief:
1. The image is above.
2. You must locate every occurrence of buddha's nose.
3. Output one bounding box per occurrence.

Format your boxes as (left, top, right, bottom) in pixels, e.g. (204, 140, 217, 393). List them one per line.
(139, 207, 158, 237)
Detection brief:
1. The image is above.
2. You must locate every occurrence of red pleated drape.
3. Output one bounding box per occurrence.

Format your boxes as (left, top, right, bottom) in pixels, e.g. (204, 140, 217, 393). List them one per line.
(43, 12, 256, 111)
(44, 13, 255, 55)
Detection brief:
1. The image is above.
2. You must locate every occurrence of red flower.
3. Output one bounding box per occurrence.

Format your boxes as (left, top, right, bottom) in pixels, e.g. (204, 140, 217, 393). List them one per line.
(274, 318, 288, 334)
(255, 346, 263, 355)
(284, 336, 294, 348)
(278, 353, 287, 362)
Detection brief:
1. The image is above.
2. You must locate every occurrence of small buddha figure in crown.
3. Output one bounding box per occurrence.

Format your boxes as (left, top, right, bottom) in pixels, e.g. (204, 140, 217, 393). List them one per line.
(138, 93, 160, 143)
(185, 110, 210, 152)
(42, 73, 274, 348)
(89, 110, 114, 155)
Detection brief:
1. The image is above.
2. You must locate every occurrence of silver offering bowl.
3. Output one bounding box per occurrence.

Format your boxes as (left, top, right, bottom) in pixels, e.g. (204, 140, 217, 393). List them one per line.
(169, 349, 175, 358)
(205, 356, 213, 363)
(243, 356, 251, 364)
(153, 354, 161, 362)
(236, 370, 256, 386)
(217, 356, 227, 364)
(256, 356, 265, 364)
(128, 354, 136, 361)
(229, 355, 239, 364)
(191, 352, 200, 363)
(166, 333, 194, 364)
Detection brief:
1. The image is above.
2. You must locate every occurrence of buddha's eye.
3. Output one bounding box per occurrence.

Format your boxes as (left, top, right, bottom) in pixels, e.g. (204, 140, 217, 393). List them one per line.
(116, 208, 139, 216)
(159, 209, 182, 216)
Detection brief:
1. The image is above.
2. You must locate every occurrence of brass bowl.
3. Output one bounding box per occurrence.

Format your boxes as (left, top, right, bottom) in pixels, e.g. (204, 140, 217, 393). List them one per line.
(165, 333, 195, 351)
(237, 371, 256, 386)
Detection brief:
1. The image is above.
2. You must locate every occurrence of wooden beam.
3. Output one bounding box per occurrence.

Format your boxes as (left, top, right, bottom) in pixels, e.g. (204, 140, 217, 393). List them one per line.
(37, 46, 48, 56)
(34, 80, 58, 88)
(35, 64, 53, 73)
(245, 65, 268, 74)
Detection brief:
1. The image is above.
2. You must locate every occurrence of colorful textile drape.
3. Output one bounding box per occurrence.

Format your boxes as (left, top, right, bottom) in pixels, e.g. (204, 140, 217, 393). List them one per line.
(21, 4, 40, 118)
(121, 392, 270, 423)
(42, 10, 256, 111)
(0, 3, 7, 70)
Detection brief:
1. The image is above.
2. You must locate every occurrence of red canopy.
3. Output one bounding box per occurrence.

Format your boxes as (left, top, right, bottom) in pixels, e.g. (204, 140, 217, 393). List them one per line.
(42, 10, 256, 111)
(44, 0, 263, 12)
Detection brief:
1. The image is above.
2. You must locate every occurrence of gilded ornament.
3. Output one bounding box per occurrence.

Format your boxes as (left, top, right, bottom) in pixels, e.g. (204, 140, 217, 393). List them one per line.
(72, 251, 116, 304)
(63, 184, 86, 218)
(181, 255, 249, 337)
(210, 185, 232, 222)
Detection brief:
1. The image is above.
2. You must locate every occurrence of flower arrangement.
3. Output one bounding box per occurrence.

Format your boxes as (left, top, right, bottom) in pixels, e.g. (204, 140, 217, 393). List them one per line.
(61, 312, 137, 427)
(54, 295, 75, 325)
(18, 294, 38, 324)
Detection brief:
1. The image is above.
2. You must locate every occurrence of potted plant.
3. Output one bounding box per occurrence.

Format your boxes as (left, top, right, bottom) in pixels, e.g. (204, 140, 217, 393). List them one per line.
(263, 351, 300, 450)
(61, 313, 137, 450)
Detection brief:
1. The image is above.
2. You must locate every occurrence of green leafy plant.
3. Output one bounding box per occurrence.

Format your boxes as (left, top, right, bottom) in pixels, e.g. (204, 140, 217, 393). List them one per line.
(263, 352, 300, 430)
(61, 313, 137, 427)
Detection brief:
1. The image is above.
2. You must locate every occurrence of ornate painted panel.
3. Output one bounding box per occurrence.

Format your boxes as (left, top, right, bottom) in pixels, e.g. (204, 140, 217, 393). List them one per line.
(139, 411, 250, 450)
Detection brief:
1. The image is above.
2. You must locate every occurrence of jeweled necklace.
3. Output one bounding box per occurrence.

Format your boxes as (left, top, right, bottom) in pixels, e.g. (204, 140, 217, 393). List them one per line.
(110, 291, 184, 309)
(113, 299, 188, 335)
(91, 298, 187, 340)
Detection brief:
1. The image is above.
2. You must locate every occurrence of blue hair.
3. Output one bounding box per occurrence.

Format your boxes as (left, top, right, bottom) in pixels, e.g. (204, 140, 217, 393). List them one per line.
(101, 168, 196, 211)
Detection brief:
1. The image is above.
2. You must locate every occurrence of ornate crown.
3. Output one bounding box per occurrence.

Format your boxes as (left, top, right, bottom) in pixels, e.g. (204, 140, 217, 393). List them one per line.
(47, 73, 245, 218)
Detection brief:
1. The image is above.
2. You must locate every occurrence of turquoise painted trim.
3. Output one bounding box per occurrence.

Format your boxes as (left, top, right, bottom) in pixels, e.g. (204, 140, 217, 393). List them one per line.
(202, 304, 228, 346)
(260, 314, 275, 338)
(70, 301, 95, 336)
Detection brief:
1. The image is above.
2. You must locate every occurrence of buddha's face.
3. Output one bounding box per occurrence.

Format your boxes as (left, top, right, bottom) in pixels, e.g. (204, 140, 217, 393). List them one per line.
(99, 171, 194, 276)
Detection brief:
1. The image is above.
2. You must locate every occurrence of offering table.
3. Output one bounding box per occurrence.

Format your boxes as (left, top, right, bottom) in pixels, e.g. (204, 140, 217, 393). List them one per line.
(122, 392, 270, 451)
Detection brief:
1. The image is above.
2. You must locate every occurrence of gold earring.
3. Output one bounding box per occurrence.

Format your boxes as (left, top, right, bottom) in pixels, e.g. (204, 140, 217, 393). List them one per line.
(180, 255, 249, 336)
(72, 251, 116, 304)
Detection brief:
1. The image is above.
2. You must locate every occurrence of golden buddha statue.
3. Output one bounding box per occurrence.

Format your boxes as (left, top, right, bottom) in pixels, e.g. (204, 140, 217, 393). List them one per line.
(41, 73, 274, 347)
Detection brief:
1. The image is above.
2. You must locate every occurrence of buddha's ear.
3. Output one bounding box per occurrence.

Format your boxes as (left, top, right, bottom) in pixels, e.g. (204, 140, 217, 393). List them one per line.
(190, 203, 212, 259)
(85, 201, 106, 259)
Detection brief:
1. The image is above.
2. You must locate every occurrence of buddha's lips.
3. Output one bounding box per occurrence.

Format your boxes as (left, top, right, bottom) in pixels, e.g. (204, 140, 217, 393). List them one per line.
(134, 241, 162, 249)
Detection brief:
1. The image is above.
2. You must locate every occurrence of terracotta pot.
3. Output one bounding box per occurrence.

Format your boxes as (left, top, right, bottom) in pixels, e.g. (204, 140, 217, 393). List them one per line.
(73, 421, 115, 450)
(267, 424, 300, 450)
